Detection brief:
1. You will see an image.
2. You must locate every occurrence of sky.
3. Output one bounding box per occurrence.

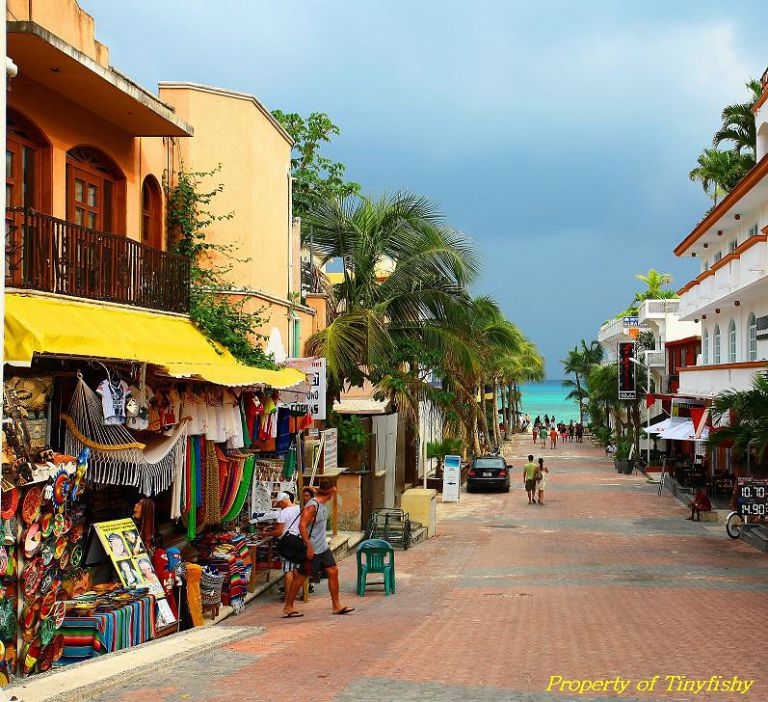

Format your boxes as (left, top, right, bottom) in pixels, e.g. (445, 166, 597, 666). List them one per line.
(82, 0, 768, 378)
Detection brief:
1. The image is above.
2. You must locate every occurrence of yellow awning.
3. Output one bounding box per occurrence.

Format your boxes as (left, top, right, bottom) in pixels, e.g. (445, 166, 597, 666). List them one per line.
(4, 294, 306, 389)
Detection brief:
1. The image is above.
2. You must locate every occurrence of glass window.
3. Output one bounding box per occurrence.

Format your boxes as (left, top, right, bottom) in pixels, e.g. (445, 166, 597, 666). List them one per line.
(87, 184, 97, 208)
(748, 313, 757, 361)
(713, 325, 721, 364)
(703, 329, 709, 365)
(728, 320, 736, 362)
(729, 239, 737, 254)
(74, 179, 84, 203)
(703, 259, 709, 271)
(713, 250, 722, 264)
(749, 223, 759, 237)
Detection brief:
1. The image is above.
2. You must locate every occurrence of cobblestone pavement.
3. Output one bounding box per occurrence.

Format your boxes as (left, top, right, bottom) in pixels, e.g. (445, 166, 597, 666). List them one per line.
(91, 437, 768, 702)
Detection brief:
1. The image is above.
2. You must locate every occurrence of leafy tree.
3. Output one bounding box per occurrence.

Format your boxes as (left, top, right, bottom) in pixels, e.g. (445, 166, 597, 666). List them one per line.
(167, 166, 275, 368)
(634, 269, 673, 301)
(709, 371, 768, 462)
(561, 340, 603, 425)
(271, 110, 360, 218)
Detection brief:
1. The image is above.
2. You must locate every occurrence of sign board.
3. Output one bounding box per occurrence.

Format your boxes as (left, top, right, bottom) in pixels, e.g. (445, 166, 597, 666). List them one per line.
(617, 341, 637, 400)
(736, 478, 768, 516)
(285, 357, 327, 420)
(442, 454, 461, 503)
(323, 428, 338, 472)
(92, 519, 176, 627)
(623, 316, 640, 327)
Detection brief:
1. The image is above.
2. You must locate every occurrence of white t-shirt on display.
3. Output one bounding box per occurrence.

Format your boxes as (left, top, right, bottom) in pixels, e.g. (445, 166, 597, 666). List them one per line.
(278, 504, 301, 536)
(97, 378, 131, 425)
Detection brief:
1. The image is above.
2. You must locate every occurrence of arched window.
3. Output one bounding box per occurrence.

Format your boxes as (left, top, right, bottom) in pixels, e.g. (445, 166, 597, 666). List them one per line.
(728, 319, 737, 363)
(141, 176, 163, 249)
(702, 328, 709, 365)
(747, 313, 757, 361)
(6, 109, 51, 211)
(66, 146, 125, 234)
(713, 324, 721, 364)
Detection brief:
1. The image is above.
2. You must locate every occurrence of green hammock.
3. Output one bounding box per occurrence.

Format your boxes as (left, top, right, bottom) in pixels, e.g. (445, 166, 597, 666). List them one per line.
(222, 455, 256, 522)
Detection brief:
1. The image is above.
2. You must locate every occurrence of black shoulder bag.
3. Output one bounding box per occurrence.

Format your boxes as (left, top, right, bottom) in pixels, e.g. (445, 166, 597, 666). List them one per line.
(276, 502, 319, 565)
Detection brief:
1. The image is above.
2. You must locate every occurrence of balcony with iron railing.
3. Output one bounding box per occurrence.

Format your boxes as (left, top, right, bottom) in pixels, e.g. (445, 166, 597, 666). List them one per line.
(5, 207, 190, 314)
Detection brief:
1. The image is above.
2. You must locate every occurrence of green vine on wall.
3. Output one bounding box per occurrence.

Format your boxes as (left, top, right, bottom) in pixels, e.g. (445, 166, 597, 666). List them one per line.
(166, 165, 276, 369)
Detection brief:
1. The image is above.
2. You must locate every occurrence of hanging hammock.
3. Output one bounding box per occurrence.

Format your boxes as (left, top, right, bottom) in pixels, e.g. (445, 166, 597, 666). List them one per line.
(63, 377, 188, 496)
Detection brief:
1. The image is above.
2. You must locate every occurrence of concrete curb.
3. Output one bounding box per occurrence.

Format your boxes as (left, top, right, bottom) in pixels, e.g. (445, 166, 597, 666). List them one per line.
(7, 626, 258, 702)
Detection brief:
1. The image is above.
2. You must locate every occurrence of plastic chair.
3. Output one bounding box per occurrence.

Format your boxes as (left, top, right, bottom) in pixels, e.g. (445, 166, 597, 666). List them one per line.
(356, 538, 395, 596)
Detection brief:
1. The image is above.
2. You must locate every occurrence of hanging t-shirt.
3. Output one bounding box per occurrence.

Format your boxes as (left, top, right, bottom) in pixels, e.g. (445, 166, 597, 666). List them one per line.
(97, 378, 131, 425)
(126, 384, 151, 431)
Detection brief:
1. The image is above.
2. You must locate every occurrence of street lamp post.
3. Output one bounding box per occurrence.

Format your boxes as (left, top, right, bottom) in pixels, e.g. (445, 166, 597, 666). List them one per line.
(629, 353, 653, 464)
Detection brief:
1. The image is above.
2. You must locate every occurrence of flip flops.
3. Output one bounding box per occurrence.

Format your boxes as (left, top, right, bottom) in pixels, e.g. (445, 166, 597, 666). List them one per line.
(333, 607, 355, 615)
(282, 611, 304, 618)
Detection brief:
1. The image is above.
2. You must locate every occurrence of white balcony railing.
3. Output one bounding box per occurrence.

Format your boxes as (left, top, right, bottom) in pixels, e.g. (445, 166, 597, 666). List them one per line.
(644, 349, 665, 368)
(638, 299, 680, 321)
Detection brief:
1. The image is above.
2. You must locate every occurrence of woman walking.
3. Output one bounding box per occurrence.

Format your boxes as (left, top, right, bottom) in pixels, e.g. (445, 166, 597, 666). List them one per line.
(539, 424, 547, 449)
(536, 457, 549, 505)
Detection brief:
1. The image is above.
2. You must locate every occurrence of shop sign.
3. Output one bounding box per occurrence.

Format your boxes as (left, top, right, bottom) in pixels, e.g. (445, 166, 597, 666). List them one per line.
(617, 341, 636, 400)
(442, 455, 461, 502)
(91, 519, 176, 626)
(737, 478, 768, 516)
(623, 316, 640, 327)
(286, 357, 327, 420)
(323, 428, 338, 472)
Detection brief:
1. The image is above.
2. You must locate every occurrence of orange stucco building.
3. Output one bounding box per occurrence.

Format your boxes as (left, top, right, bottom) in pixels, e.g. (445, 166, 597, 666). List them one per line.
(5, 0, 320, 354)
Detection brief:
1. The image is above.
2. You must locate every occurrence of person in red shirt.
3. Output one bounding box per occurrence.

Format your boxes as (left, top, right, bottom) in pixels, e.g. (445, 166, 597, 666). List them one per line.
(686, 488, 712, 521)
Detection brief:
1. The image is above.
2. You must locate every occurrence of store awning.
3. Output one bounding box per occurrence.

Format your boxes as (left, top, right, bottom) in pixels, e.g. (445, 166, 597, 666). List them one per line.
(643, 417, 673, 434)
(4, 294, 306, 389)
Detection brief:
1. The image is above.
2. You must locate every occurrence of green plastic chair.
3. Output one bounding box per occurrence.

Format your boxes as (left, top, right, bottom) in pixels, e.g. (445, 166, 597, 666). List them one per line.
(356, 538, 395, 596)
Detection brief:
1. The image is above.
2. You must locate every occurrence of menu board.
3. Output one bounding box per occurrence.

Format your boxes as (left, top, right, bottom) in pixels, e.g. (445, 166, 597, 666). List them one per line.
(93, 519, 176, 626)
(736, 478, 768, 516)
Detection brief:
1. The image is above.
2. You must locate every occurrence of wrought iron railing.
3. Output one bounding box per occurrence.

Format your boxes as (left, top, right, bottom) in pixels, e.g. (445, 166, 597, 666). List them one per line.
(5, 207, 190, 314)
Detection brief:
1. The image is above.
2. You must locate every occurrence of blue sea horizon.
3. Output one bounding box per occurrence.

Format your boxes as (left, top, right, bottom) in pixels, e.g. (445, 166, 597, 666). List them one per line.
(519, 379, 580, 423)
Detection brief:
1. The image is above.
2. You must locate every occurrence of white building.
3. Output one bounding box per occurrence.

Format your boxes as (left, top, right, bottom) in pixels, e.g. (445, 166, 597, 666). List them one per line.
(674, 79, 768, 398)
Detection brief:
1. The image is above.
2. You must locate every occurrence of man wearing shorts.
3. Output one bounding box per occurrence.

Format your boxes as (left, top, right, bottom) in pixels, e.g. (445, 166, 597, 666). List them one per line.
(283, 478, 355, 618)
(523, 455, 538, 504)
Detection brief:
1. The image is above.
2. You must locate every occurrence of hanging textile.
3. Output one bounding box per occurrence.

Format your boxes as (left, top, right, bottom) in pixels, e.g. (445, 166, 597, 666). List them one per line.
(204, 440, 221, 525)
(216, 447, 244, 518)
(63, 378, 188, 496)
(282, 443, 296, 479)
(186, 437, 198, 542)
(221, 455, 256, 522)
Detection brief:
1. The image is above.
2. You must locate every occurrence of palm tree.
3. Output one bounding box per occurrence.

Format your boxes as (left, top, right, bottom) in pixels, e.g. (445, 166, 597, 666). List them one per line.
(712, 79, 764, 156)
(709, 371, 768, 461)
(634, 269, 672, 300)
(689, 149, 754, 205)
(305, 192, 479, 403)
(561, 340, 603, 424)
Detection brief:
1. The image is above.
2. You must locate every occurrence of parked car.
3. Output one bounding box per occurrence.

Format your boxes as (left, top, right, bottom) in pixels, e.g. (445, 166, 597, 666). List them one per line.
(467, 455, 510, 493)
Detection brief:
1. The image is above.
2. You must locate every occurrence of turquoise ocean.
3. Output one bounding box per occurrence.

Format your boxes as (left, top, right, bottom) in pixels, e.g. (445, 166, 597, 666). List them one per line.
(519, 379, 580, 424)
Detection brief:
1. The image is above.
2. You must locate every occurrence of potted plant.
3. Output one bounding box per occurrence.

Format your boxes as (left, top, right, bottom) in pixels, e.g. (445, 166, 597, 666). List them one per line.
(614, 439, 633, 474)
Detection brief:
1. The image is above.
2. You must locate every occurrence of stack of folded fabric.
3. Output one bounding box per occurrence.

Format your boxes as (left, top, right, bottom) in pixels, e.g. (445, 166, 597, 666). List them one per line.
(196, 533, 252, 607)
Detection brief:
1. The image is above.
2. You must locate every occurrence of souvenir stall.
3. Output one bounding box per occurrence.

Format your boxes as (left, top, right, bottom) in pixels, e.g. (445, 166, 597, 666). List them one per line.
(0, 359, 312, 686)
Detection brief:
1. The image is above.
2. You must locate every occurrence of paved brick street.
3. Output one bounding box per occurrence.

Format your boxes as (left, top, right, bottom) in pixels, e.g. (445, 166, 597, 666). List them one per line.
(90, 437, 768, 702)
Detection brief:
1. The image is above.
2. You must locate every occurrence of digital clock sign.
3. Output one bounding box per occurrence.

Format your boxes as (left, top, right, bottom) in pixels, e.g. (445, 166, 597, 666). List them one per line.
(736, 478, 768, 516)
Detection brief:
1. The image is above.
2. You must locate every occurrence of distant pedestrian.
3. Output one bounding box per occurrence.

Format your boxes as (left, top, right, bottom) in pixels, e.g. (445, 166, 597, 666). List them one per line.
(686, 488, 712, 521)
(539, 424, 547, 448)
(568, 421, 575, 442)
(550, 427, 558, 450)
(575, 423, 584, 443)
(523, 455, 538, 504)
(544, 414, 549, 427)
(532, 425, 539, 445)
(559, 423, 567, 443)
(283, 479, 354, 618)
(536, 457, 549, 505)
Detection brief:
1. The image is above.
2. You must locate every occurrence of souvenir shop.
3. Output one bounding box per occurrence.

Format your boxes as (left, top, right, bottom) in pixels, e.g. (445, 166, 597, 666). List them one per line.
(0, 355, 311, 686)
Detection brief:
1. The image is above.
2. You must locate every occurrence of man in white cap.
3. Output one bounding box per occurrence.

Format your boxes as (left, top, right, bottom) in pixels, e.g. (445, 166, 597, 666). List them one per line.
(266, 492, 301, 600)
